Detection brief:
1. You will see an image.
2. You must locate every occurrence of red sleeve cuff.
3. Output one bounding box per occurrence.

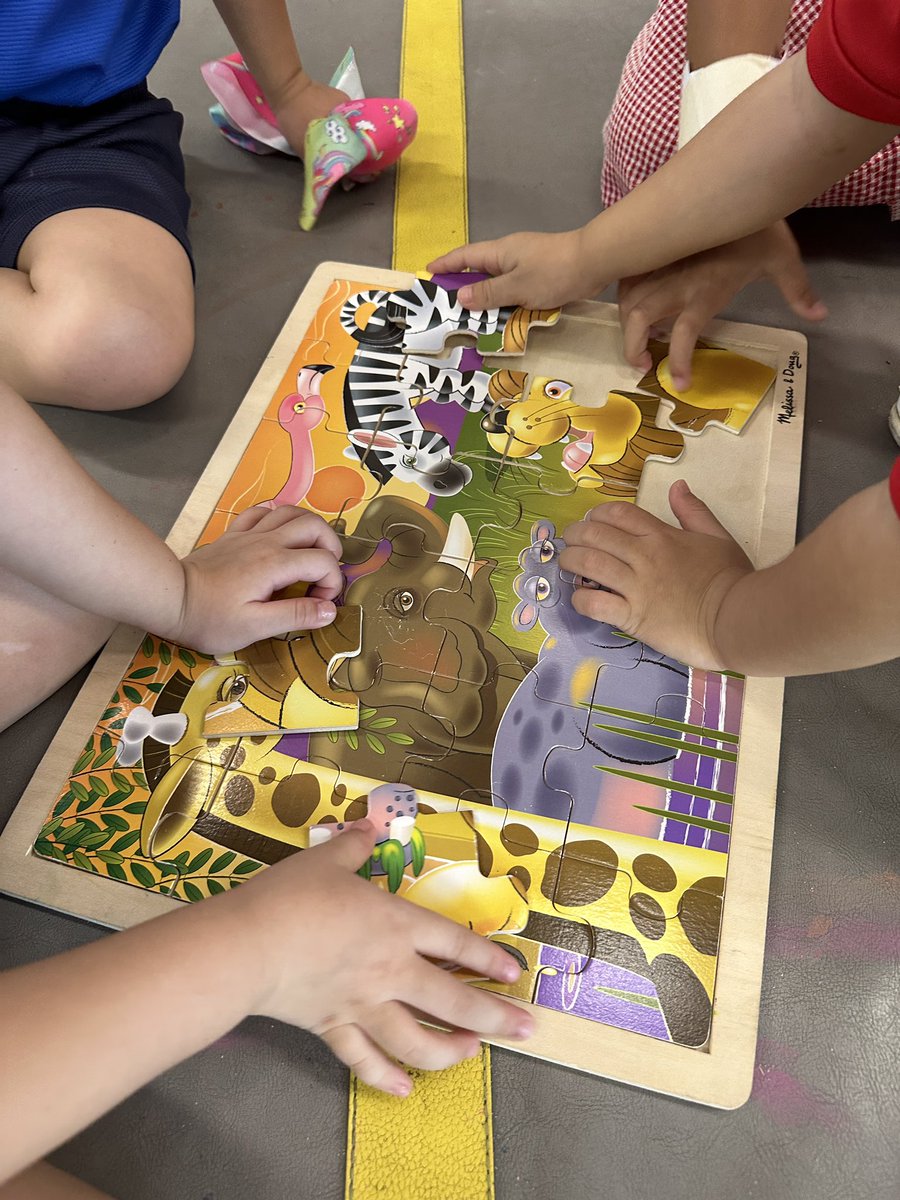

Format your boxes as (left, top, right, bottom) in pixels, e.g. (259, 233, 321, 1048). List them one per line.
(807, 0, 900, 124)
(890, 456, 900, 521)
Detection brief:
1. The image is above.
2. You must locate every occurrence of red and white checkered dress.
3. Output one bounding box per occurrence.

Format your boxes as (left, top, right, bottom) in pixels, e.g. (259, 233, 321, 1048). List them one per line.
(602, 0, 900, 217)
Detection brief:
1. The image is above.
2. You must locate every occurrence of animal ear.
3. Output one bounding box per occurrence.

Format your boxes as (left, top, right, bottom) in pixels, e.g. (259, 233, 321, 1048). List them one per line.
(512, 599, 538, 632)
(531, 520, 555, 542)
(348, 429, 401, 450)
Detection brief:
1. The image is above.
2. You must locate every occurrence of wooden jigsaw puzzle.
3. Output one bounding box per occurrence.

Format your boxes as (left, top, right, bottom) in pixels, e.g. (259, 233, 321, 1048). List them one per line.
(0, 263, 806, 1107)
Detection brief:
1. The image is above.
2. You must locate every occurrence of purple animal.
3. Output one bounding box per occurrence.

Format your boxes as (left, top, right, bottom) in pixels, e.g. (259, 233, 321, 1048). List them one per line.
(491, 520, 692, 831)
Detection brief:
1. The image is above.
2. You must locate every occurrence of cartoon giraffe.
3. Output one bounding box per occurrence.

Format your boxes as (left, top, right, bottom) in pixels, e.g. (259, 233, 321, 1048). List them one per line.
(135, 716, 724, 1049)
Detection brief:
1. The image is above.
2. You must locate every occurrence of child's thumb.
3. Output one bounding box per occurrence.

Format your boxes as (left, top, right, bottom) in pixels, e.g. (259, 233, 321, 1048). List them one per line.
(669, 479, 732, 539)
(458, 274, 517, 311)
(253, 596, 337, 641)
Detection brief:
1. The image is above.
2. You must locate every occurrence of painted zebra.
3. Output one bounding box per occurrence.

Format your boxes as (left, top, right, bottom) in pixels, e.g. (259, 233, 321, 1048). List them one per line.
(339, 287, 495, 497)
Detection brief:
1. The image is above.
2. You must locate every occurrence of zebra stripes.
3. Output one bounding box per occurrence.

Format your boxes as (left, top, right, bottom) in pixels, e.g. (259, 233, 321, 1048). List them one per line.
(339, 285, 495, 496)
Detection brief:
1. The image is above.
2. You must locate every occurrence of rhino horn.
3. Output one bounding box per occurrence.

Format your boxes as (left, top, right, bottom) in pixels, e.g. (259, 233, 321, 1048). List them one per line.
(437, 512, 475, 580)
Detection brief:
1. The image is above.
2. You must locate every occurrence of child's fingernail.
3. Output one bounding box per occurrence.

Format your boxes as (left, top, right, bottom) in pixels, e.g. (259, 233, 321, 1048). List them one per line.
(499, 960, 520, 982)
(673, 375, 687, 390)
(463, 1038, 481, 1059)
(392, 1076, 412, 1098)
(317, 601, 336, 623)
(513, 1015, 534, 1040)
(458, 287, 473, 305)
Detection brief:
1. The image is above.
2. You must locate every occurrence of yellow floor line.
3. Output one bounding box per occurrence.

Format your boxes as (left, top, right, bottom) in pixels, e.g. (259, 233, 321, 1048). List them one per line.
(392, 0, 468, 272)
(346, 4, 494, 1198)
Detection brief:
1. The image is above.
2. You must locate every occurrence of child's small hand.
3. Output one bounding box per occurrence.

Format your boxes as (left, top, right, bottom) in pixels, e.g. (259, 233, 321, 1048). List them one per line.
(173, 505, 343, 653)
(272, 72, 350, 153)
(560, 481, 754, 671)
(428, 229, 604, 312)
(617, 222, 826, 388)
(233, 821, 533, 1096)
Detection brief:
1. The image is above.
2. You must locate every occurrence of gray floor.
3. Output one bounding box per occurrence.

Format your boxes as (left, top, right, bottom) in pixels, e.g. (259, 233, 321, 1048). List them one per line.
(2, 2, 899, 1197)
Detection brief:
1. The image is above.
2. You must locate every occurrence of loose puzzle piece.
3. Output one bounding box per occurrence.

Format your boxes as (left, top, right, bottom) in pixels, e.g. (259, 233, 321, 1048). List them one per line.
(200, 606, 363, 739)
(638, 338, 776, 434)
(386, 278, 560, 357)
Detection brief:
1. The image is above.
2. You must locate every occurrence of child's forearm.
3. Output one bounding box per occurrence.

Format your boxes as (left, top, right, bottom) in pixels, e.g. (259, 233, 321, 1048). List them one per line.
(0, 901, 261, 1183)
(0, 387, 184, 633)
(715, 479, 900, 676)
(212, 0, 306, 109)
(583, 51, 897, 282)
(687, 0, 793, 67)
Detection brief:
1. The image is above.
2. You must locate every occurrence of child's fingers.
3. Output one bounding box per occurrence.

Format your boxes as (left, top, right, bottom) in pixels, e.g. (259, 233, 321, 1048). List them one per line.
(582, 501, 659, 536)
(324, 1023, 413, 1097)
(307, 819, 377, 870)
(405, 963, 533, 1042)
(406, 908, 522, 987)
(272, 509, 343, 557)
(361, 1000, 482, 1071)
(427, 240, 502, 278)
(249, 594, 337, 636)
(226, 504, 276, 532)
(264, 547, 344, 600)
(571, 585, 631, 629)
(666, 310, 709, 391)
(558, 544, 633, 594)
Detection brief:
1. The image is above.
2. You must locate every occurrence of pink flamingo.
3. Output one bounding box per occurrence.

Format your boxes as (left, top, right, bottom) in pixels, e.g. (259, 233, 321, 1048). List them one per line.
(265, 364, 332, 508)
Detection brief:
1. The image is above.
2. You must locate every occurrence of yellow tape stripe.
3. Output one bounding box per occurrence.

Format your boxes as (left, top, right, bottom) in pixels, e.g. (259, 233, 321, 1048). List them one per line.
(348, 6, 494, 1200)
(392, 0, 468, 272)
(346, 1052, 494, 1200)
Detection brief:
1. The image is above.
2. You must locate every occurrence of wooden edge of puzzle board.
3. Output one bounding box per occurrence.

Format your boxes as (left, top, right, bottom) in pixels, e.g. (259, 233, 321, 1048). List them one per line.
(0, 262, 807, 1109)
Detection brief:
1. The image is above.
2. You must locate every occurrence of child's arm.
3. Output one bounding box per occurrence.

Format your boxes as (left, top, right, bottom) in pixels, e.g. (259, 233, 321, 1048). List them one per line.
(559, 472, 900, 677)
(212, 0, 348, 150)
(0, 384, 341, 652)
(429, 50, 896, 311)
(616, 0, 826, 389)
(0, 823, 531, 1184)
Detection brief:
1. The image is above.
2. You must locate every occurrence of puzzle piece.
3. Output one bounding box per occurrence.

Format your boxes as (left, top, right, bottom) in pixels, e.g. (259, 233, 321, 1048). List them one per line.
(198, 606, 363, 739)
(637, 338, 776, 435)
(387, 277, 559, 358)
(466, 800, 723, 1047)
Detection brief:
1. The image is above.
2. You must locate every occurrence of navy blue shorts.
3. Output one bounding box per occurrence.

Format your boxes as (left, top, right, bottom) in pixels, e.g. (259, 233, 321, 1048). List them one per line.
(0, 83, 192, 271)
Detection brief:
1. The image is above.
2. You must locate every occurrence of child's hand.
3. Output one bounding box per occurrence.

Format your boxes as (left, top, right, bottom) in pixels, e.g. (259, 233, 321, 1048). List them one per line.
(172, 505, 343, 653)
(428, 229, 605, 312)
(233, 821, 533, 1096)
(617, 222, 826, 388)
(560, 481, 754, 671)
(272, 71, 349, 153)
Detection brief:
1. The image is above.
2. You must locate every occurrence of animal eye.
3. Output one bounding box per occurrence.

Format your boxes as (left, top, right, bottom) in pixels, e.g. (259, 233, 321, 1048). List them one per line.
(535, 578, 551, 602)
(543, 379, 569, 399)
(293, 401, 305, 414)
(390, 589, 416, 615)
(226, 675, 248, 702)
(539, 539, 555, 563)
(401, 452, 417, 467)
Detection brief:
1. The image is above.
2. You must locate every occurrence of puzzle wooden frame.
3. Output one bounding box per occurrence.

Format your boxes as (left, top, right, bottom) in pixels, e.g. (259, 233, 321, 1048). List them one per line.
(0, 262, 807, 1108)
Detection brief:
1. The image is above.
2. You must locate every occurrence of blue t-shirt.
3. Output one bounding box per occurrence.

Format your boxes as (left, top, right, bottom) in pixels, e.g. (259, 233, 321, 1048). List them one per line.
(0, 0, 180, 106)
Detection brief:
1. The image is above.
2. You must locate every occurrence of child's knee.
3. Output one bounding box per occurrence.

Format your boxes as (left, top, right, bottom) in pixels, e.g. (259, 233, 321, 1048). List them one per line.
(29, 294, 194, 411)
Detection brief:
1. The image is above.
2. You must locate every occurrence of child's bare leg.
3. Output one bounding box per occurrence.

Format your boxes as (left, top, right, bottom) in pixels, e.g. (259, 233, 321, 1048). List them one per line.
(0, 1162, 115, 1199)
(0, 209, 194, 412)
(0, 564, 113, 732)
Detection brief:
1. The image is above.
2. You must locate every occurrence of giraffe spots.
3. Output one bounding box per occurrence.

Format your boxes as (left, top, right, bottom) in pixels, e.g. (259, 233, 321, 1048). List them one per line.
(507, 865, 531, 895)
(541, 839, 618, 907)
(417, 802, 436, 815)
(231, 746, 247, 770)
(224, 775, 254, 817)
(647, 954, 712, 1048)
(632, 853, 677, 893)
(331, 783, 347, 806)
(250, 736, 268, 745)
(474, 829, 493, 875)
(317, 814, 339, 825)
(678, 878, 725, 956)
(500, 823, 539, 857)
(629, 893, 666, 940)
(258, 766, 276, 785)
(345, 797, 369, 823)
(271, 773, 321, 827)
